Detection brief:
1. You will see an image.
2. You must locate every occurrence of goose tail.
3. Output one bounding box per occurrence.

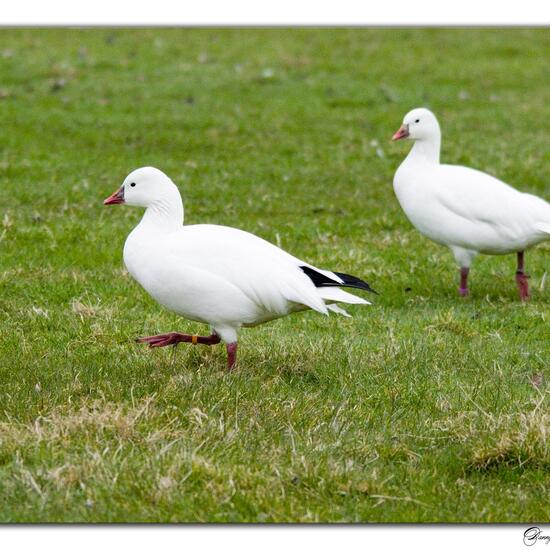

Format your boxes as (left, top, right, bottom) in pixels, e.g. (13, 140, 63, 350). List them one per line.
(319, 286, 371, 305)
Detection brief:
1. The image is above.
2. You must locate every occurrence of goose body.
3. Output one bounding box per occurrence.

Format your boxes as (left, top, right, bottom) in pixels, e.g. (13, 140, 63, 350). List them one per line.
(105, 167, 374, 369)
(392, 108, 550, 299)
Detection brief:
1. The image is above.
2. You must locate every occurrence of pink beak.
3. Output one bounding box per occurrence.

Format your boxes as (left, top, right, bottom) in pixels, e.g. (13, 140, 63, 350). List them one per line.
(104, 186, 125, 205)
(392, 124, 409, 141)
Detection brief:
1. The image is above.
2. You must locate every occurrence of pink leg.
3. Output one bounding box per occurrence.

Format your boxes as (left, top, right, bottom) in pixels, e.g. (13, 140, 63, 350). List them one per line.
(226, 342, 238, 370)
(515, 251, 530, 301)
(136, 332, 221, 348)
(459, 267, 470, 297)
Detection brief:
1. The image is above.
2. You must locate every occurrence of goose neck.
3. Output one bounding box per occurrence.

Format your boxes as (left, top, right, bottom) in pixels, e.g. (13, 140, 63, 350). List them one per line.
(407, 137, 441, 164)
(140, 198, 184, 234)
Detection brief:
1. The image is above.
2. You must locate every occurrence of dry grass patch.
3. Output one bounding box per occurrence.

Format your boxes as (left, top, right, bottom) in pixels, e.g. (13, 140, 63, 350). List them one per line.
(432, 396, 550, 472)
(0, 397, 160, 450)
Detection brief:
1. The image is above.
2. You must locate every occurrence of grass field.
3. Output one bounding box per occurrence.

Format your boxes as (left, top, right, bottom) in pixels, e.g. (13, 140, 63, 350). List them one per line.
(0, 28, 549, 522)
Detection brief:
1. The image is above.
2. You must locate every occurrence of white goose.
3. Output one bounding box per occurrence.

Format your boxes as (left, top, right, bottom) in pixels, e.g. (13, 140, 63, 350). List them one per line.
(104, 167, 375, 369)
(392, 108, 550, 300)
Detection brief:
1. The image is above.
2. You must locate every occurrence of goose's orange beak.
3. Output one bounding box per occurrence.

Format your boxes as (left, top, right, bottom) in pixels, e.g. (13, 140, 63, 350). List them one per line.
(392, 124, 409, 141)
(104, 186, 125, 205)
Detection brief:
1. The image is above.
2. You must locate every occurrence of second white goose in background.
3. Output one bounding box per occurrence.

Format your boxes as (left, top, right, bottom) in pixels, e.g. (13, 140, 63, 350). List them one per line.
(104, 167, 375, 370)
(392, 107, 550, 300)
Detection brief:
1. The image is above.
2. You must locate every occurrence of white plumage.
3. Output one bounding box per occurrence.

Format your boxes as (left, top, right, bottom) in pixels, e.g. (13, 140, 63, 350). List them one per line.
(104, 167, 374, 369)
(392, 107, 550, 299)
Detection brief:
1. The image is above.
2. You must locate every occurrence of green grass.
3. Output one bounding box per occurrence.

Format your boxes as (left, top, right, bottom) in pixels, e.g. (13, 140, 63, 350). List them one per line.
(1, 28, 550, 522)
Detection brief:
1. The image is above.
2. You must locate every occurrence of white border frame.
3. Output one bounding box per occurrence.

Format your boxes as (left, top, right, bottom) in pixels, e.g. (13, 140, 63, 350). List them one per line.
(0, 2, 548, 546)
(0, 0, 549, 25)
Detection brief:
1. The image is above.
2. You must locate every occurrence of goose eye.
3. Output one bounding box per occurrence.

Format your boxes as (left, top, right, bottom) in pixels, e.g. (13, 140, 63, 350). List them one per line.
(130, 182, 136, 187)
(415, 119, 420, 123)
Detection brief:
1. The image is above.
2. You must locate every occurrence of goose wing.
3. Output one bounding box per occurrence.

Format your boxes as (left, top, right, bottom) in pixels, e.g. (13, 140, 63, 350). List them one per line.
(434, 165, 550, 231)
(164, 224, 330, 316)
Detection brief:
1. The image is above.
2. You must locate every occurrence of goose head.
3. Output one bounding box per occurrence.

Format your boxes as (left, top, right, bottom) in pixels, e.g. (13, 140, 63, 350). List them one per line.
(392, 108, 440, 142)
(104, 167, 179, 208)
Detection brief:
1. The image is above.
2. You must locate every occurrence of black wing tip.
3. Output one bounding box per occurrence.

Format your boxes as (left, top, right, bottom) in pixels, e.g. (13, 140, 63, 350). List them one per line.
(300, 266, 378, 295)
(333, 271, 379, 294)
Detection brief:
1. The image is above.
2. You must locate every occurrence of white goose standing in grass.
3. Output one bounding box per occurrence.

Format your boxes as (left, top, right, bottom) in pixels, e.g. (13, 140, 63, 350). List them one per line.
(104, 167, 375, 370)
(392, 108, 550, 300)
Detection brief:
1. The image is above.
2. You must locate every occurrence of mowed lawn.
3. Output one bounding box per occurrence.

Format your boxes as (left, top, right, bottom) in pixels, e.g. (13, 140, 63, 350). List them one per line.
(0, 28, 549, 522)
